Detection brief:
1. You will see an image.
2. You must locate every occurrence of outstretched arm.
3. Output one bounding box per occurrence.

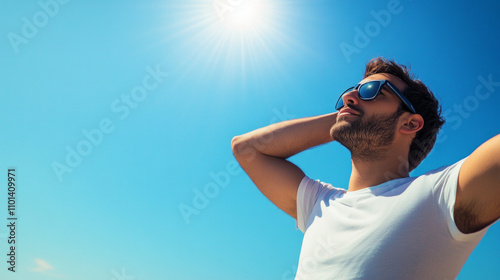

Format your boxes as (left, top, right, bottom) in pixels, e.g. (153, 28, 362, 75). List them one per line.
(455, 134, 500, 233)
(231, 113, 337, 219)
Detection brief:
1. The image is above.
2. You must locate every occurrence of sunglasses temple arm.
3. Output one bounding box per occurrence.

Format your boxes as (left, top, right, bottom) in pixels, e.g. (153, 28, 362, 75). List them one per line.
(387, 83, 416, 113)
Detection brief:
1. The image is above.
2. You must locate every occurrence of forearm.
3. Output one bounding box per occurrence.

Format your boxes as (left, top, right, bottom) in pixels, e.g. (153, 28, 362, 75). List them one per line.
(232, 112, 337, 159)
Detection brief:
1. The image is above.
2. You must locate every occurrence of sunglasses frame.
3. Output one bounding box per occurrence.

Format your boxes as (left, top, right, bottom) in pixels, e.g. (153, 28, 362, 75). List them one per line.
(335, 79, 417, 114)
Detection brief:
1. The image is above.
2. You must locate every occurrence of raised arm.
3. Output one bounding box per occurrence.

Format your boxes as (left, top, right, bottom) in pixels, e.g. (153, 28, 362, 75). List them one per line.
(455, 134, 500, 233)
(231, 113, 337, 219)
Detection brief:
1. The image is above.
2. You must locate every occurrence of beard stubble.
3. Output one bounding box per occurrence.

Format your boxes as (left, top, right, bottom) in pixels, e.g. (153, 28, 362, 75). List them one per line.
(330, 108, 404, 161)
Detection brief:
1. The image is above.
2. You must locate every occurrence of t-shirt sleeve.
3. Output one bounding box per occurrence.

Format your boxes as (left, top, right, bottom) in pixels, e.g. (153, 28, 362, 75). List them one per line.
(296, 176, 341, 233)
(432, 158, 491, 241)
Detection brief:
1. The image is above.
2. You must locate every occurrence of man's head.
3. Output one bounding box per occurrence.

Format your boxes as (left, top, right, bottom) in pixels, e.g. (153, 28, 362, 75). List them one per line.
(330, 57, 445, 171)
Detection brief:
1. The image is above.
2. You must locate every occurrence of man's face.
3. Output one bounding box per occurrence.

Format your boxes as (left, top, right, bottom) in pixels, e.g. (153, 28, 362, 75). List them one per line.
(330, 73, 408, 160)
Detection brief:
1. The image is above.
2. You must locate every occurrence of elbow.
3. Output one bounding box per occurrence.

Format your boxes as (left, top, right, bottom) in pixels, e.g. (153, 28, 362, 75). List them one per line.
(231, 135, 246, 156)
(231, 136, 241, 153)
(231, 135, 255, 161)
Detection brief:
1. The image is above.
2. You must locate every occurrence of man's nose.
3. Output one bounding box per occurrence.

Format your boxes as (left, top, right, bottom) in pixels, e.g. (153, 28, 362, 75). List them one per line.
(341, 89, 360, 108)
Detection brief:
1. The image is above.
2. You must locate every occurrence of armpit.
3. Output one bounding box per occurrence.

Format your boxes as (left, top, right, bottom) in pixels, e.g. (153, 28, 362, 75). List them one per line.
(454, 202, 494, 234)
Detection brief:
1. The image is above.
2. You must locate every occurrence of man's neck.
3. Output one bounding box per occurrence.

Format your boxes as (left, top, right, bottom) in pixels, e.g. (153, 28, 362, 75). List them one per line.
(347, 152, 410, 192)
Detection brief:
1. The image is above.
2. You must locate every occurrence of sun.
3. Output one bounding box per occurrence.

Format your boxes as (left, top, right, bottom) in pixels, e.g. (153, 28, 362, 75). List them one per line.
(213, 0, 269, 31)
(158, 0, 301, 85)
(225, 1, 266, 30)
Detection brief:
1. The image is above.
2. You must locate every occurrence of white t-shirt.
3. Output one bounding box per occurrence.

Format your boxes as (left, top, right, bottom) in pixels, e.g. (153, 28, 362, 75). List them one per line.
(295, 159, 491, 280)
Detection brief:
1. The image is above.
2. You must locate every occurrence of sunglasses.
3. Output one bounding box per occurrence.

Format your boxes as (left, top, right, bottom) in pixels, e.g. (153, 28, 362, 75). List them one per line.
(335, 80, 417, 114)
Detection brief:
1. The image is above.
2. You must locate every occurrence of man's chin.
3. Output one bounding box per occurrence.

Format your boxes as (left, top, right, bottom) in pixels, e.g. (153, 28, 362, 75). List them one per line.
(338, 113, 360, 120)
(330, 121, 354, 140)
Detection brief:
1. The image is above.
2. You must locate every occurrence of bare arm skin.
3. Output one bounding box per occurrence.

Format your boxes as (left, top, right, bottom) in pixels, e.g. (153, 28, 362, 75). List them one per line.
(455, 134, 500, 233)
(231, 113, 337, 219)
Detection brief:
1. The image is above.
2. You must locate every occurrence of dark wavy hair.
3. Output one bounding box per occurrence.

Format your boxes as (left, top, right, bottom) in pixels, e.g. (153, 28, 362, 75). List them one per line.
(364, 57, 445, 171)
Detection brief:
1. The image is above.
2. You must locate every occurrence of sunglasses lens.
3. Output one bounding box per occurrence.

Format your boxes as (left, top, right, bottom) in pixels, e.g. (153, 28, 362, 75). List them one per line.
(335, 87, 354, 110)
(358, 81, 380, 99)
(335, 98, 344, 110)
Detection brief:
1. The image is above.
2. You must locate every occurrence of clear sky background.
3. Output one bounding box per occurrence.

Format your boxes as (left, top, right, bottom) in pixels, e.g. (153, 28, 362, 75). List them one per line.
(1, 0, 499, 279)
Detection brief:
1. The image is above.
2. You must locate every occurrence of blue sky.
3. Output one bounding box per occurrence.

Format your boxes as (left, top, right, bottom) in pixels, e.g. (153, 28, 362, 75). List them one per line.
(0, 0, 499, 279)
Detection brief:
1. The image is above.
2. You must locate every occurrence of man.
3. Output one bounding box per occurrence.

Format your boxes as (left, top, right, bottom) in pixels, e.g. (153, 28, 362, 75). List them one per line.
(231, 57, 499, 279)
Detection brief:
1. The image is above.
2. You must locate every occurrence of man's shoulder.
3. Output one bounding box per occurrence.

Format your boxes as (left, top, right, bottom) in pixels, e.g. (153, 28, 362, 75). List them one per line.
(399, 158, 469, 197)
(300, 176, 345, 195)
(417, 158, 468, 180)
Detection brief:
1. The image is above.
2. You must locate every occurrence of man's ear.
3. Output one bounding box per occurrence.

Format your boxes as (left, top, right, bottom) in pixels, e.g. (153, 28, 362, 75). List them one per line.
(400, 113, 424, 135)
